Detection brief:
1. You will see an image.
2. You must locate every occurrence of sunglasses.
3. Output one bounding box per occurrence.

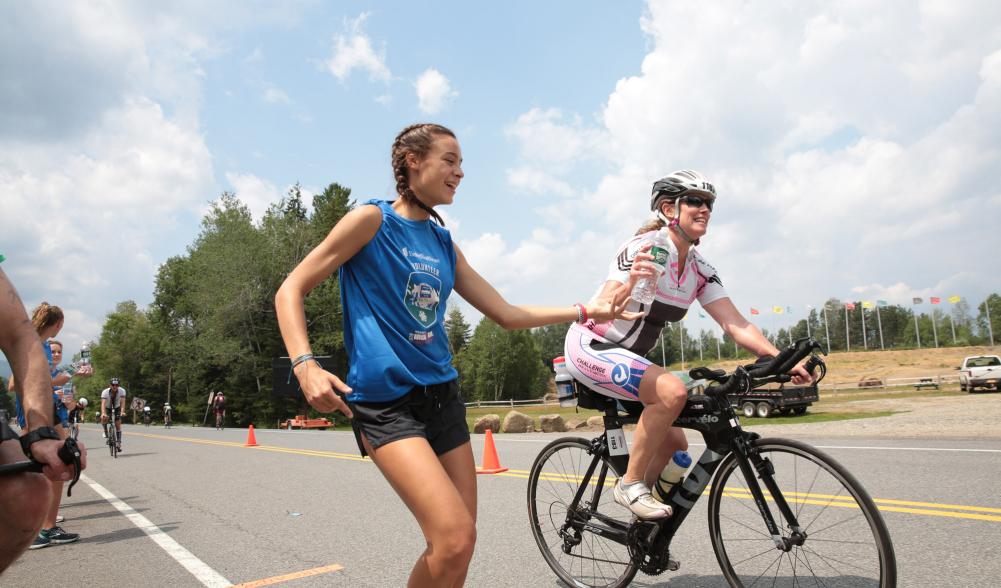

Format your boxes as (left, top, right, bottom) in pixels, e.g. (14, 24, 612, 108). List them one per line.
(680, 195, 714, 211)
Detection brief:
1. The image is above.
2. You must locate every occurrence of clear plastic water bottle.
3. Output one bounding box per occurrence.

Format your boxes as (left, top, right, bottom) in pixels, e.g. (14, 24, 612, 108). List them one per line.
(653, 450, 692, 503)
(631, 227, 671, 305)
(553, 356, 577, 408)
(61, 381, 75, 404)
(80, 341, 92, 366)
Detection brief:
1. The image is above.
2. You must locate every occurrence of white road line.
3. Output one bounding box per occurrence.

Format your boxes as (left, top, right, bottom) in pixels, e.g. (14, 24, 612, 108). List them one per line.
(82, 474, 232, 588)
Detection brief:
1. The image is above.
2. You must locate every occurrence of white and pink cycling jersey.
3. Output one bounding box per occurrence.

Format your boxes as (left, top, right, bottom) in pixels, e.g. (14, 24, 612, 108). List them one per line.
(564, 230, 728, 401)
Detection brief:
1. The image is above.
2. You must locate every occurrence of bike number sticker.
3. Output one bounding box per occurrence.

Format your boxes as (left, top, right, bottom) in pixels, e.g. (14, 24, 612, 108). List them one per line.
(607, 428, 629, 456)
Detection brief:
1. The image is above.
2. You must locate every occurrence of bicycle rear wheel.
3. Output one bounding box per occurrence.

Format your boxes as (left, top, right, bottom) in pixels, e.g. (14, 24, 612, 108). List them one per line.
(708, 438, 896, 587)
(527, 437, 638, 588)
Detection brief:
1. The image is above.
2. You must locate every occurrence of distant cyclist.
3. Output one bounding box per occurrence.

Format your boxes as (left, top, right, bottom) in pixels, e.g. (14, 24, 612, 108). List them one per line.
(142, 406, 152, 427)
(100, 378, 127, 452)
(212, 392, 226, 430)
(68, 397, 87, 438)
(163, 402, 172, 428)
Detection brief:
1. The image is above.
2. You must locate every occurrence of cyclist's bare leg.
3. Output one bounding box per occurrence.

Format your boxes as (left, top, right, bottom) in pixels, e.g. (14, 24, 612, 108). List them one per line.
(0, 440, 52, 572)
(362, 434, 476, 588)
(642, 427, 689, 487)
(623, 366, 687, 485)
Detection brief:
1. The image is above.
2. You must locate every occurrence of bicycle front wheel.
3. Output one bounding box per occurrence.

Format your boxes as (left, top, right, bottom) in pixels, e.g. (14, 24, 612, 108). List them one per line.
(708, 438, 896, 587)
(527, 437, 638, 588)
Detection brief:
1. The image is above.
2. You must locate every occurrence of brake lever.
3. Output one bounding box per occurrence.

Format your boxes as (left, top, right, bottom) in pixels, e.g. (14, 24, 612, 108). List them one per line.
(56, 437, 82, 497)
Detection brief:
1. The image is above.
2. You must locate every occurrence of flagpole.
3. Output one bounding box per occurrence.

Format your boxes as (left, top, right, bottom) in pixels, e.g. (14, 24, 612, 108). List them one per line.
(861, 305, 867, 349)
(949, 313, 957, 344)
(699, 332, 703, 361)
(660, 332, 666, 367)
(805, 307, 812, 339)
(913, 304, 921, 348)
(716, 331, 721, 360)
(931, 309, 939, 348)
(845, 305, 851, 352)
(823, 305, 831, 354)
(985, 300, 996, 347)
(680, 323, 685, 370)
(876, 304, 885, 350)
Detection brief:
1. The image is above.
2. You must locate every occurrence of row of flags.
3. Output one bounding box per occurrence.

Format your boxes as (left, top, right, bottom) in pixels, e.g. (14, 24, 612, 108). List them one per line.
(748, 295, 965, 315)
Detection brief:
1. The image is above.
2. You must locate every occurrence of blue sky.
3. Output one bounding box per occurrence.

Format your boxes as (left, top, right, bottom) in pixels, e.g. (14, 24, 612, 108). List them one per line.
(2, 0, 1001, 361)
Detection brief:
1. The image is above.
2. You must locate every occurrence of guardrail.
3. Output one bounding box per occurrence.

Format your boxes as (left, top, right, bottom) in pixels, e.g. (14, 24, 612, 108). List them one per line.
(464, 398, 560, 409)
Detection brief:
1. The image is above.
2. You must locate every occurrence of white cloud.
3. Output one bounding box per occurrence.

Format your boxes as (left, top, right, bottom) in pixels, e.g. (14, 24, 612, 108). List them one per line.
(326, 13, 391, 83)
(478, 0, 1001, 328)
(506, 166, 574, 197)
(225, 172, 282, 221)
(414, 68, 457, 114)
(263, 86, 290, 104)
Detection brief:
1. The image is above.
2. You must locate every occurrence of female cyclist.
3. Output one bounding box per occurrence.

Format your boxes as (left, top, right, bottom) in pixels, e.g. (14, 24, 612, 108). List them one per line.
(564, 170, 812, 520)
(275, 123, 642, 587)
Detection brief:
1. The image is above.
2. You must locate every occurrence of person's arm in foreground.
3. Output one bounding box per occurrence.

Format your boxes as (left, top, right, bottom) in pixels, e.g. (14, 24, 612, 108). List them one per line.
(452, 244, 642, 330)
(0, 269, 83, 480)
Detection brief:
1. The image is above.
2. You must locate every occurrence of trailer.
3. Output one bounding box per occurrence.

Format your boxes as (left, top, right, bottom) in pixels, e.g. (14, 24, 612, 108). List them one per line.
(279, 414, 333, 430)
(728, 384, 819, 418)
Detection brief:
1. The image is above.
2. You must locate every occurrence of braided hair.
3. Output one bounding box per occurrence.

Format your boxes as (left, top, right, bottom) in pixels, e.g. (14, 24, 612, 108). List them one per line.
(391, 123, 455, 226)
(30, 302, 64, 333)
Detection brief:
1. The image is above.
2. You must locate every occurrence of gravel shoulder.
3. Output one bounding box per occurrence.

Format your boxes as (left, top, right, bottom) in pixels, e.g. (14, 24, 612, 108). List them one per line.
(744, 393, 1001, 440)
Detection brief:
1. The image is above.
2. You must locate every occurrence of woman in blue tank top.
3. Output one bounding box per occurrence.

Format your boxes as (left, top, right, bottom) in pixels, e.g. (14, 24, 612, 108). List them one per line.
(276, 123, 643, 587)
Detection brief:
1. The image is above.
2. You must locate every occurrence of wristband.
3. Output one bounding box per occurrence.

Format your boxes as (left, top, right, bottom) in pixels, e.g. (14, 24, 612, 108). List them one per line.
(290, 354, 315, 369)
(573, 303, 588, 324)
(19, 426, 60, 460)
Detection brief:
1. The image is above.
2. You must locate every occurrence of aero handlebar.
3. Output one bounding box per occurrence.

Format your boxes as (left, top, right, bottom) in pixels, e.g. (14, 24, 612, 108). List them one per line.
(689, 337, 826, 398)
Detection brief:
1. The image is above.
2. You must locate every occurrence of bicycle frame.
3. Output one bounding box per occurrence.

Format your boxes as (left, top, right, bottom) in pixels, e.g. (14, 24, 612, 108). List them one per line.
(566, 384, 803, 558)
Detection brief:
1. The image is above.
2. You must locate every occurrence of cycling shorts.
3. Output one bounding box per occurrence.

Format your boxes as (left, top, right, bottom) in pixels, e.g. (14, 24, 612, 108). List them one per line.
(346, 379, 469, 458)
(564, 322, 654, 402)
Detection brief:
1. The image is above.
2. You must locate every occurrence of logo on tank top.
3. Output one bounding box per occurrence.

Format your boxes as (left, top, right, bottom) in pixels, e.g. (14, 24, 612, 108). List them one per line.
(404, 272, 442, 328)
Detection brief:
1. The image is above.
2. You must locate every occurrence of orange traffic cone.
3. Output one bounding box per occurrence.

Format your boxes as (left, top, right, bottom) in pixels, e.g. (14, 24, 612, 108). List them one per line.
(244, 424, 258, 447)
(476, 429, 508, 474)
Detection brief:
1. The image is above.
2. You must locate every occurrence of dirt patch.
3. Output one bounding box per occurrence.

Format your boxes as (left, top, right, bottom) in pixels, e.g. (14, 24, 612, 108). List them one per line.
(747, 393, 1001, 439)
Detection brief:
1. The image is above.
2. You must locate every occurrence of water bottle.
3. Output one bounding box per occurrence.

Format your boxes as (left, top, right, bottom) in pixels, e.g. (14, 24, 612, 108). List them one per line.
(631, 227, 671, 305)
(653, 450, 692, 503)
(553, 356, 577, 408)
(80, 341, 92, 366)
(61, 381, 75, 404)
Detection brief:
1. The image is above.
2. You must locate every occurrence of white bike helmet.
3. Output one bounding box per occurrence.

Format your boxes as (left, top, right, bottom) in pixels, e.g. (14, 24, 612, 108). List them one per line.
(78, 397, 88, 407)
(650, 170, 716, 215)
(143, 405, 151, 412)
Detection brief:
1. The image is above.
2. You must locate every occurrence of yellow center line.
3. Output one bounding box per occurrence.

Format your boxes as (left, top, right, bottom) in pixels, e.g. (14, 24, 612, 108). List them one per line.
(231, 563, 344, 587)
(110, 428, 1001, 523)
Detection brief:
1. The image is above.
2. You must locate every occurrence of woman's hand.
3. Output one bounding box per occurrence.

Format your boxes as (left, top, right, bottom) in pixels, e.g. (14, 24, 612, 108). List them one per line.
(788, 364, 814, 386)
(293, 360, 354, 418)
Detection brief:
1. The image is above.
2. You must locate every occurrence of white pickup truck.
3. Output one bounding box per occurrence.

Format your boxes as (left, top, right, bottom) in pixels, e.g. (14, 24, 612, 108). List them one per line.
(958, 355, 1001, 392)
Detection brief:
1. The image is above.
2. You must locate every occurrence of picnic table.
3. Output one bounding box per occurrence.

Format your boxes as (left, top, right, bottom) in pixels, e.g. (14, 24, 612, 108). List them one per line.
(914, 378, 939, 390)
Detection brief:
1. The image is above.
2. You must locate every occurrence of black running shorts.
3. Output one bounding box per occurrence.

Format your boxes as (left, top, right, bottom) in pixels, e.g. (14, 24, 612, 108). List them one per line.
(347, 380, 469, 457)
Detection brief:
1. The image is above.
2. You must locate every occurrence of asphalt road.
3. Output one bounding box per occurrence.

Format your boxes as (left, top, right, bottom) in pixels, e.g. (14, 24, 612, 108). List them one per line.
(5, 423, 1001, 587)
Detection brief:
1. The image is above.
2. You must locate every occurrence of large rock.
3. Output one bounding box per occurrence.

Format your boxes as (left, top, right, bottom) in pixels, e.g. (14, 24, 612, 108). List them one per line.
(473, 414, 500, 434)
(586, 416, 605, 430)
(502, 410, 535, 433)
(565, 418, 588, 430)
(539, 414, 567, 433)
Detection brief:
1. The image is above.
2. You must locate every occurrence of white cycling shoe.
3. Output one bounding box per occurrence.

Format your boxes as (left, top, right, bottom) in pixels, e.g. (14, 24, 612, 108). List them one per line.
(613, 479, 673, 520)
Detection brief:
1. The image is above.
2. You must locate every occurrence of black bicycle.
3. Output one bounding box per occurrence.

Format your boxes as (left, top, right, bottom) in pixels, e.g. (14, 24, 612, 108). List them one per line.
(528, 337, 896, 587)
(105, 412, 120, 458)
(0, 436, 83, 496)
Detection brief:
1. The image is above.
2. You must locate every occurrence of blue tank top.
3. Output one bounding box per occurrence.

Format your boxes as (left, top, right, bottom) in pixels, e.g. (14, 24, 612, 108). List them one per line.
(339, 200, 458, 402)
